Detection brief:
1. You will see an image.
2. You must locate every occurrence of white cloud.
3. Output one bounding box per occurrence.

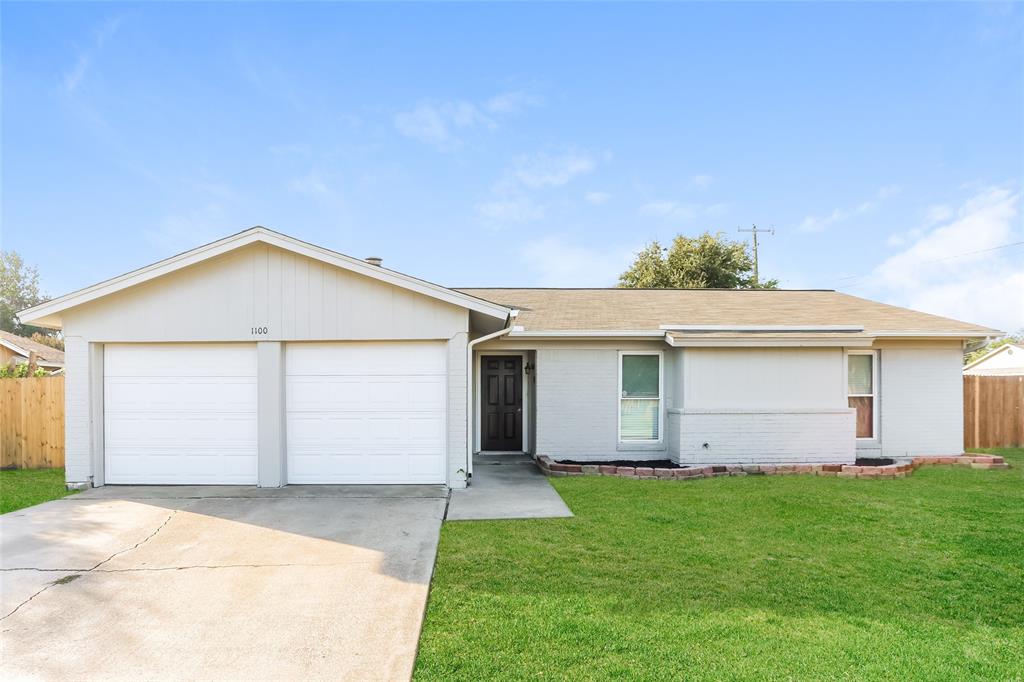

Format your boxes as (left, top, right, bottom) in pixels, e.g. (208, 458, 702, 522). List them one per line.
(477, 149, 599, 226)
(511, 151, 596, 188)
(288, 171, 331, 197)
(395, 90, 540, 151)
(393, 100, 495, 151)
(639, 200, 698, 221)
(520, 236, 636, 287)
(637, 194, 731, 222)
(856, 186, 1024, 332)
(876, 184, 902, 200)
(923, 204, 953, 225)
(799, 184, 901, 232)
(484, 90, 543, 114)
(585, 191, 611, 205)
(690, 174, 714, 190)
(476, 196, 545, 223)
(146, 204, 230, 253)
(63, 15, 125, 93)
(269, 143, 313, 157)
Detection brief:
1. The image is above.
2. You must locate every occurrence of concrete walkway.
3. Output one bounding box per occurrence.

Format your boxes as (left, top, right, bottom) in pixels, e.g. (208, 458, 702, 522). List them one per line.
(446, 454, 574, 521)
(1, 485, 447, 681)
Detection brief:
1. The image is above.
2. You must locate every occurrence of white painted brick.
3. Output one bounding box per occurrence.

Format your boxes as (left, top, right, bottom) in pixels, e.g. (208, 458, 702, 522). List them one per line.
(63, 336, 91, 484)
(535, 348, 673, 462)
(447, 333, 469, 488)
(674, 409, 856, 464)
(880, 347, 963, 457)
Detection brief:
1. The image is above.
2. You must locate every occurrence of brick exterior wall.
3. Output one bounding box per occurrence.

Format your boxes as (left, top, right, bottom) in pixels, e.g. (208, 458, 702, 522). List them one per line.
(63, 336, 91, 485)
(880, 347, 964, 458)
(447, 332, 469, 488)
(673, 408, 856, 465)
(534, 348, 671, 461)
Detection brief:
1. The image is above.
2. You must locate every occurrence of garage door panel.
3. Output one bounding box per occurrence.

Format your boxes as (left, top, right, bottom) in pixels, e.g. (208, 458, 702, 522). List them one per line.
(286, 341, 446, 375)
(105, 344, 256, 377)
(104, 344, 258, 485)
(106, 414, 257, 442)
(286, 342, 446, 484)
(288, 416, 443, 449)
(105, 380, 256, 413)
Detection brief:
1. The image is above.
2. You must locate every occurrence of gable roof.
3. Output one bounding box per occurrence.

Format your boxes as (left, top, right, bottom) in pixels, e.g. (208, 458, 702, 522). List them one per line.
(456, 288, 1000, 339)
(18, 227, 511, 328)
(963, 343, 1024, 371)
(0, 330, 65, 366)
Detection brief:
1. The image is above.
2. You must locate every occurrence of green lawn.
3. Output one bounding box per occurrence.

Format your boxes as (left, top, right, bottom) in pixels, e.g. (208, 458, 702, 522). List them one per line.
(0, 468, 76, 514)
(416, 449, 1024, 680)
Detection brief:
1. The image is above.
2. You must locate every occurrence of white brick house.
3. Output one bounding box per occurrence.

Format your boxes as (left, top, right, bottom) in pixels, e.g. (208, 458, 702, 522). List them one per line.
(18, 227, 999, 489)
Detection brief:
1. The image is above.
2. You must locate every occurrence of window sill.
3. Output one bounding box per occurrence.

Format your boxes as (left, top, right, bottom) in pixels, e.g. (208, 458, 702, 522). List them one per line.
(616, 442, 667, 452)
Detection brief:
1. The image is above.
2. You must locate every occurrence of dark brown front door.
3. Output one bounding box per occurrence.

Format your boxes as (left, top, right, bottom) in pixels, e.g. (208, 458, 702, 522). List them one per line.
(481, 356, 523, 451)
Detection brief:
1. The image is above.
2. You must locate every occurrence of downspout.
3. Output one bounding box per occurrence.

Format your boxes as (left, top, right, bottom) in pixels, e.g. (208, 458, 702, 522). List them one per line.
(465, 309, 518, 485)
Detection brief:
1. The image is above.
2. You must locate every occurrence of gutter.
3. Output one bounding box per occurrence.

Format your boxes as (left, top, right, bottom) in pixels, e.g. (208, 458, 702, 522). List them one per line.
(465, 310, 519, 485)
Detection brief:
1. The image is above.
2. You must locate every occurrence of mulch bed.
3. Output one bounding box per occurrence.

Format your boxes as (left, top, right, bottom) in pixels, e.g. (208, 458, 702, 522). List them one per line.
(560, 459, 680, 468)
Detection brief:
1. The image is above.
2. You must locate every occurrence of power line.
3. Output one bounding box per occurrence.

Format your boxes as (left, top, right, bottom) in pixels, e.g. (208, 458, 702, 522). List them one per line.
(835, 240, 1024, 288)
(738, 225, 774, 286)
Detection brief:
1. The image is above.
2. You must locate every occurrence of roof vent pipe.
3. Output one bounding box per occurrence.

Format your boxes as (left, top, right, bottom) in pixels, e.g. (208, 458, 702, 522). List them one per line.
(365, 257, 383, 266)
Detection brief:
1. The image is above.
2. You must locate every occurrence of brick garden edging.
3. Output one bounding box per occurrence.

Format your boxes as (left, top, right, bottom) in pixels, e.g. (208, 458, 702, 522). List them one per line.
(535, 454, 1009, 481)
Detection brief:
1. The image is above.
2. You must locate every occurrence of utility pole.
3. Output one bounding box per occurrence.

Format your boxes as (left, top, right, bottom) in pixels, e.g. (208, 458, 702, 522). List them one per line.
(738, 224, 774, 286)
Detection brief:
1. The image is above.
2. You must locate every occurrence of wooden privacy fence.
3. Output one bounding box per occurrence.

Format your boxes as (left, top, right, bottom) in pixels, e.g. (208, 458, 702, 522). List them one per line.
(1, 376, 65, 469)
(964, 375, 1024, 449)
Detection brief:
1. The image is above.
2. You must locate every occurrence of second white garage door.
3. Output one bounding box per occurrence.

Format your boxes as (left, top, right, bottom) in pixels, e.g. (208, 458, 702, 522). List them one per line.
(285, 342, 447, 484)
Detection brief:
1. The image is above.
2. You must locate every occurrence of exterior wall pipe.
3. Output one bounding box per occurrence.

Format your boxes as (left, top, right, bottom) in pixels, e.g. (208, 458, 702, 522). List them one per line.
(466, 310, 518, 483)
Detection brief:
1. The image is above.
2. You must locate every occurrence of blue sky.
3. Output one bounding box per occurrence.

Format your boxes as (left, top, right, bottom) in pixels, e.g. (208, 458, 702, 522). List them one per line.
(2, 2, 1022, 330)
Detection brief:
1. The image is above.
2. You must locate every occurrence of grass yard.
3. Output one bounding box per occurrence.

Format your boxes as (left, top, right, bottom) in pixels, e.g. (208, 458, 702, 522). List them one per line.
(0, 468, 76, 514)
(416, 449, 1024, 680)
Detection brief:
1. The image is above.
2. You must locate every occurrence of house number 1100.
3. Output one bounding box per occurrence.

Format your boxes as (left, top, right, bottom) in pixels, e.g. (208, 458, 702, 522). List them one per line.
(251, 326, 269, 335)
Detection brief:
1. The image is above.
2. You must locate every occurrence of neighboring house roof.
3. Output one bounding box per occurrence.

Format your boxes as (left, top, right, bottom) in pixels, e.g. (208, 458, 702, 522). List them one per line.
(0, 330, 65, 366)
(457, 288, 1000, 339)
(17, 226, 511, 329)
(963, 343, 1024, 375)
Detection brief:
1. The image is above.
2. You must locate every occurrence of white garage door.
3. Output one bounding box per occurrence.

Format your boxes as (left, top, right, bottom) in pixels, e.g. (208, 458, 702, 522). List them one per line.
(286, 342, 447, 484)
(104, 344, 258, 484)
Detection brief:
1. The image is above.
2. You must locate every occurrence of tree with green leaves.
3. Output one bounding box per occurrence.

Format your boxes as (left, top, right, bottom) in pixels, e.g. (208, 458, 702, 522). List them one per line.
(0, 250, 52, 337)
(618, 232, 778, 289)
(964, 331, 1023, 366)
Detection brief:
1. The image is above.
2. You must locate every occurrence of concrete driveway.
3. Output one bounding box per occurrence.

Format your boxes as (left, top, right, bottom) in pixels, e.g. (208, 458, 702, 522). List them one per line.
(1, 485, 447, 681)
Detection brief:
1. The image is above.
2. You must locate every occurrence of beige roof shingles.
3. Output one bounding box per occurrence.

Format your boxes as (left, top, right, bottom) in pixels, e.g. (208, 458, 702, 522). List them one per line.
(455, 288, 1000, 337)
(0, 330, 65, 365)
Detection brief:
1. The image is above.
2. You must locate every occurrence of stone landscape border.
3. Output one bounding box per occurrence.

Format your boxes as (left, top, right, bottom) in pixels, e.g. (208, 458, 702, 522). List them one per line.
(535, 454, 1009, 481)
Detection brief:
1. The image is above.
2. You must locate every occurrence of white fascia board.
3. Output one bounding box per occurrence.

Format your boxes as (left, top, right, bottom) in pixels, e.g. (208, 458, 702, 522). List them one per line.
(675, 339, 876, 348)
(659, 324, 865, 332)
(507, 330, 667, 338)
(18, 227, 511, 325)
(665, 333, 876, 348)
(871, 330, 1001, 338)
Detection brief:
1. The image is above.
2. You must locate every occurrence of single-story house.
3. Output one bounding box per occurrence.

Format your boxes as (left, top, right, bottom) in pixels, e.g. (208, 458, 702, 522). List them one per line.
(0, 330, 65, 373)
(963, 343, 1024, 376)
(18, 227, 1000, 489)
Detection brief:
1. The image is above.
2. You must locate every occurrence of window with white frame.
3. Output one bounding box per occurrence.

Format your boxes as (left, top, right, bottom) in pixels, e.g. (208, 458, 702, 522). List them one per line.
(847, 351, 877, 439)
(619, 352, 662, 442)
